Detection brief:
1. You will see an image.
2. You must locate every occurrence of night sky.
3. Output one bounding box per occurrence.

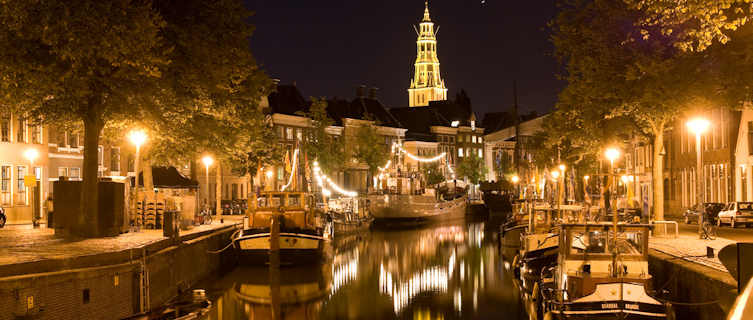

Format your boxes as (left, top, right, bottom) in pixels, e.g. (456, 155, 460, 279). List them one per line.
(244, 0, 562, 118)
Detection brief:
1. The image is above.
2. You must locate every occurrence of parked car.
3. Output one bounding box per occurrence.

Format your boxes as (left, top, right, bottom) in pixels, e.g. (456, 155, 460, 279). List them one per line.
(717, 202, 753, 228)
(683, 202, 725, 224)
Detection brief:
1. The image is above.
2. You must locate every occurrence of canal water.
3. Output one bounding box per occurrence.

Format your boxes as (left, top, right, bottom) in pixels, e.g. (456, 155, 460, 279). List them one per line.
(192, 215, 535, 319)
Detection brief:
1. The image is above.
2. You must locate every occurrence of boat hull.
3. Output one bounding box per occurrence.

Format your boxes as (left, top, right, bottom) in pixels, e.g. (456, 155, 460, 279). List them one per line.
(333, 217, 373, 235)
(542, 283, 668, 320)
(234, 231, 324, 265)
(368, 194, 466, 220)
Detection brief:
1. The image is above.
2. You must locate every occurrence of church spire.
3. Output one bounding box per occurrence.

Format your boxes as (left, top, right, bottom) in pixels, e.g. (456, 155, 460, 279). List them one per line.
(408, 1, 448, 107)
(423, 1, 431, 22)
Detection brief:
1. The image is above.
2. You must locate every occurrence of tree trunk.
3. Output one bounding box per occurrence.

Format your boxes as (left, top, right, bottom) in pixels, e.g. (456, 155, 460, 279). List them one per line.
(652, 130, 665, 221)
(81, 112, 104, 237)
(215, 162, 222, 222)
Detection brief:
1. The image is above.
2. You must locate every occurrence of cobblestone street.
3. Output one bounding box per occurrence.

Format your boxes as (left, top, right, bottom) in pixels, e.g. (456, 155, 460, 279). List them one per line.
(0, 216, 241, 268)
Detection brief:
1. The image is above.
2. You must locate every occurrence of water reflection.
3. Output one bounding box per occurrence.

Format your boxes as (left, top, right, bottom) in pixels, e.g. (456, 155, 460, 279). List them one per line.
(200, 219, 528, 319)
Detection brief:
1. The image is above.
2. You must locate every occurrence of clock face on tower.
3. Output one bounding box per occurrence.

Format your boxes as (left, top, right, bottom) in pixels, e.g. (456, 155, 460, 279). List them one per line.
(408, 2, 447, 107)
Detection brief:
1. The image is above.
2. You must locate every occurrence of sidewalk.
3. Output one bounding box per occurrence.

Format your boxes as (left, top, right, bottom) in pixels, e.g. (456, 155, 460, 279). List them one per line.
(0, 216, 242, 277)
(649, 234, 735, 272)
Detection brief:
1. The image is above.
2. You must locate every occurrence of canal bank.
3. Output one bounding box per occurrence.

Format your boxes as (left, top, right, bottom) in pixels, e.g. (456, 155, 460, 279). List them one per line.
(0, 223, 239, 319)
(648, 249, 737, 320)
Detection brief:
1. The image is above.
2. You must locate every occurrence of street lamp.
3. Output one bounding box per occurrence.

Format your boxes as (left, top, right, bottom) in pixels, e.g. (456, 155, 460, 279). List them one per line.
(511, 175, 520, 184)
(24, 148, 39, 166)
(687, 117, 710, 238)
(201, 155, 214, 214)
(127, 129, 147, 187)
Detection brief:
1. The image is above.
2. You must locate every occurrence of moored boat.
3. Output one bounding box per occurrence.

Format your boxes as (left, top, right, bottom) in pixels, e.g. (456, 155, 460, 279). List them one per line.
(326, 196, 374, 235)
(538, 223, 671, 319)
(233, 191, 327, 265)
(369, 179, 467, 221)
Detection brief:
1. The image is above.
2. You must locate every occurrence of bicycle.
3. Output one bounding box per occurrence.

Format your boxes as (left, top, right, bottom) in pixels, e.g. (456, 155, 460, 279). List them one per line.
(701, 219, 716, 240)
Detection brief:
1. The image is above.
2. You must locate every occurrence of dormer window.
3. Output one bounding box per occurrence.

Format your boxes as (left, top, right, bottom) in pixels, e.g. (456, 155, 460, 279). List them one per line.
(451, 121, 459, 127)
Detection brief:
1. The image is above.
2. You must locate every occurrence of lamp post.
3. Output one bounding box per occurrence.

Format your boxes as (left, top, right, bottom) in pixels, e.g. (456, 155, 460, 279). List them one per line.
(128, 130, 147, 229)
(551, 170, 560, 219)
(511, 175, 520, 199)
(24, 148, 40, 226)
(687, 117, 710, 239)
(604, 147, 620, 277)
(558, 164, 566, 208)
(201, 155, 214, 218)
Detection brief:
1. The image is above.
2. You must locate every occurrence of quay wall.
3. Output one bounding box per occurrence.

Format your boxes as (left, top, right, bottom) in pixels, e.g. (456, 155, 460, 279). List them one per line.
(0, 226, 238, 320)
(649, 249, 737, 320)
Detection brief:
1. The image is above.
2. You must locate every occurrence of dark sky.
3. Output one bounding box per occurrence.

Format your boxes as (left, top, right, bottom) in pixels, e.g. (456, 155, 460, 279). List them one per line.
(243, 0, 562, 118)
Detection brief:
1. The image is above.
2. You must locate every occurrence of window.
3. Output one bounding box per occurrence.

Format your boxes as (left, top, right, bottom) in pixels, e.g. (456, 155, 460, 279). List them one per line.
(472, 136, 477, 143)
(742, 166, 747, 202)
(748, 122, 753, 156)
(16, 166, 26, 205)
(451, 121, 459, 128)
(70, 168, 81, 179)
(110, 147, 120, 172)
(1, 166, 10, 205)
(479, 136, 483, 143)
(58, 167, 68, 178)
(16, 118, 26, 143)
(478, 149, 483, 158)
(1, 114, 9, 142)
(458, 148, 463, 157)
(57, 129, 66, 146)
(296, 128, 302, 141)
(97, 146, 104, 167)
(127, 153, 135, 172)
(31, 125, 42, 144)
(68, 132, 78, 148)
(285, 127, 294, 140)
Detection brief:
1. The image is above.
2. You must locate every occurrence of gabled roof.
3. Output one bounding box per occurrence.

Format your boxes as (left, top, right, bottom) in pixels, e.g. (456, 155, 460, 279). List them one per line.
(390, 106, 450, 139)
(348, 98, 402, 128)
(427, 100, 476, 127)
(267, 84, 309, 116)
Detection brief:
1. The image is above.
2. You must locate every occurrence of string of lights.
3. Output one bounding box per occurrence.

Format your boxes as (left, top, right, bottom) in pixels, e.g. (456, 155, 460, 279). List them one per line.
(396, 145, 446, 163)
(313, 161, 358, 197)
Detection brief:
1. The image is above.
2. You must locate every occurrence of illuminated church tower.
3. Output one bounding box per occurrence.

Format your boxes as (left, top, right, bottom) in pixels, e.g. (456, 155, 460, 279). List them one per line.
(408, 1, 448, 107)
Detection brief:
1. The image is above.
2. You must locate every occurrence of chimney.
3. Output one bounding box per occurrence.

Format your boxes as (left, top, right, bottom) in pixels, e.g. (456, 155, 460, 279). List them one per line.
(368, 87, 379, 99)
(356, 85, 366, 98)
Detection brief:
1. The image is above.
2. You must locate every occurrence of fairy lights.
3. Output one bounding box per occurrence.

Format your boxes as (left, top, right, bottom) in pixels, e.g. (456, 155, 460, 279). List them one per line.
(313, 160, 358, 197)
(281, 148, 299, 191)
(396, 144, 446, 163)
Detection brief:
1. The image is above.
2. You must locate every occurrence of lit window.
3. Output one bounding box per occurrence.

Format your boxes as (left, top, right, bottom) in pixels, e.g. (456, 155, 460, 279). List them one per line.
(31, 125, 42, 144)
(479, 137, 483, 143)
(0, 113, 9, 142)
(16, 166, 26, 205)
(70, 168, 81, 179)
(286, 127, 294, 140)
(58, 167, 68, 178)
(472, 136, 477, 143)
(451, 121, 459, 127)
(478, 149, 483, 158)
(110, 147, 120, 172)
(458, 148, 463, 157)
(16, 118, 27, 143)
(1, 165, 10, 205)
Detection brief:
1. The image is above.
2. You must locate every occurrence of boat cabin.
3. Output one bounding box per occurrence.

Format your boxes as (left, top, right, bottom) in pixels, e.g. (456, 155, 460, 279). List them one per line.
(247, 192, 317, 230)
(557, 223, 652, 298)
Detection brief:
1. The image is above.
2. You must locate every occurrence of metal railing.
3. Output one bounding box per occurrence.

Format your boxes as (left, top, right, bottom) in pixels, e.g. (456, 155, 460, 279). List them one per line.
(652, 220, 679, 238)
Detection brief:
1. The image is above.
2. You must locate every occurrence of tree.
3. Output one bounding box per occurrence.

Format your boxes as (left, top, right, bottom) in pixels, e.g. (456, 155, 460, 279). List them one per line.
(420, 162, 446, 186)
(299, 98, 345, 175)
(0, 0, 270, 236)
(351, 120, 390, 186)
(456, 155, 488, 185)
(550, 0, 721, 220)
(624, 0, 753, 52)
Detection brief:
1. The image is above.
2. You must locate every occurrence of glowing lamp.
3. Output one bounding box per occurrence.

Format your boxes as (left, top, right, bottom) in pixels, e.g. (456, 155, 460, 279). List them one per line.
(511, 175, 520, 184)
(687, 118, 710, 135)
(605, 148, 620, 163)
(24, 148, 39, 165)
(201, 155, 214, 168)
(127, 130, 147, 149)
(551, 170, 560, 179)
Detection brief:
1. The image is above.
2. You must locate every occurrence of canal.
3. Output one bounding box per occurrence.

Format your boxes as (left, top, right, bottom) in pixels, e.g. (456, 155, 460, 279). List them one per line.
(192, 216, 534, 319)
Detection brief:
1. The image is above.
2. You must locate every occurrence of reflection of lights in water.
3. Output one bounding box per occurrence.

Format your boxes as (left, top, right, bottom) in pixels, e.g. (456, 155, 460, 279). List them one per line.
(460, 262, 465, 281)
(468, 223, 485, 248)
(454, 289, 462, 312)
(379, 264, 449, 314)
(449, 250, 456, 275)
(331, 248, 359, 295)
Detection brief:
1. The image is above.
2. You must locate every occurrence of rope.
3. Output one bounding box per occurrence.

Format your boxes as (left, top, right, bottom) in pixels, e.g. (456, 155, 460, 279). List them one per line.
(207, 229, 240, 254)
(657, 297, 721, 306)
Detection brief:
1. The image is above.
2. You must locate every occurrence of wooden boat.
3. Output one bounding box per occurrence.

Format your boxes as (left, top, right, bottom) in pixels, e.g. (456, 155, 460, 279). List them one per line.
(516, 208, 560, 288)
(233, 192, 327, 265)
(538, 223, 670, 319)
(368, 179, 467, 221)
(326, 196, 374, 235)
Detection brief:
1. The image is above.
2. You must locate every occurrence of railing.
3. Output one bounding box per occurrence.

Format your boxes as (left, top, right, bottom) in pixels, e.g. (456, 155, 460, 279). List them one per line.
(652, 220, 679, 238)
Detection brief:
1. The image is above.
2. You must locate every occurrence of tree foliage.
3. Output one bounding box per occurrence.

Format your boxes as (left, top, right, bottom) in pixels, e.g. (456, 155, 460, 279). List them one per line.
(299, 98, 345, 175)
(625, 0, 753, 51)
(456, 155, 488, 185)
(0, 0, 270, 236)
(420, 162, 446, 186)
(351, 121, 390, 177)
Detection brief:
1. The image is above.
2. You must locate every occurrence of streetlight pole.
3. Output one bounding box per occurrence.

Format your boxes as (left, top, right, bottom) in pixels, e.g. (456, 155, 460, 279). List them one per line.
(201, 155, 214, 221)
(687, 118, 709, 239)
(128, 130, 147, 229)
(604, 147, 620, 277)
